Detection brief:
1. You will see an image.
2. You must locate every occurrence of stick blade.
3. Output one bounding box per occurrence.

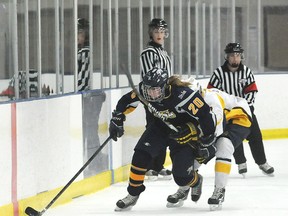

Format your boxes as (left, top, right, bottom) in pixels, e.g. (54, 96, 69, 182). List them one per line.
(25, 207, 41, 216)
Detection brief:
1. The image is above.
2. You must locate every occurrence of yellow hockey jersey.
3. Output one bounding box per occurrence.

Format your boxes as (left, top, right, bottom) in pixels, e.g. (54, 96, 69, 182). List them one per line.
(202, 88, 252, 137)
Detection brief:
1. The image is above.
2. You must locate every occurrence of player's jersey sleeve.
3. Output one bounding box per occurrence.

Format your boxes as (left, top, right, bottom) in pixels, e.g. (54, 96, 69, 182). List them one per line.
(202, 89, 226, 137)
(115, 90, 140, 115)
(205, 88, 252, 130)
(220, 90, 252, 127)
(242, 66, 258, 106)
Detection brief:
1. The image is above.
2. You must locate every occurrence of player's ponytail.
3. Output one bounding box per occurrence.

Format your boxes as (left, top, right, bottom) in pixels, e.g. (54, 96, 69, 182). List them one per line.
(167, 75, 191, 87)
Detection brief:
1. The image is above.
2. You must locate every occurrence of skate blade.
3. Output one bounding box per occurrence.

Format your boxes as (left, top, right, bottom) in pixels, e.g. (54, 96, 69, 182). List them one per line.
(114, 205, 133, 212)
(160, 175, 172, 180)
(209, 203, 222, 211)
(166, 200, 184, 208)
(241, 173, 246, 178)
(262, 171, 274, 177)
(145, 176, 158, 181)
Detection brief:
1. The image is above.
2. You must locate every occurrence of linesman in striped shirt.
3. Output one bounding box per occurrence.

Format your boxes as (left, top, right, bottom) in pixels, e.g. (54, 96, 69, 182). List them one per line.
(207, 42, 274, 176)
(77, 18, 90, 91)
(140, 18, 172, 180)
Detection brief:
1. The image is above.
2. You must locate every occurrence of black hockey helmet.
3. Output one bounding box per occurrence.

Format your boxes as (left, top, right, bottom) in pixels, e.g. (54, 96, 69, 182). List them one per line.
(224, 43, 244, 53)
(78, 18, 89, 31)
(148, 18, 169, 38)
(78, 18, 89, 45)
(142, 68, 168, 102)
(224, 42, 244, 60)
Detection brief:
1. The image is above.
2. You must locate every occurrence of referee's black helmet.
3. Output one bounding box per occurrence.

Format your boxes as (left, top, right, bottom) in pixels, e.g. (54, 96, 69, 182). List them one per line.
(224, 43, 244, 54)
(148, 18, 169, 38)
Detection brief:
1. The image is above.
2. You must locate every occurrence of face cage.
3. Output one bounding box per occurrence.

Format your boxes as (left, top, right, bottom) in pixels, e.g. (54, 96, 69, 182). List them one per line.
(149, 27, 169, 38)
(224, 52, 244, 60)
(142, 85, 165, 102)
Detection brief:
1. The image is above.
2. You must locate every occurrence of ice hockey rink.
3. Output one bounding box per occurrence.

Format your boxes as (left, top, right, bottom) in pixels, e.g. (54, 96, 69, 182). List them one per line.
(40, 139, 287, 216)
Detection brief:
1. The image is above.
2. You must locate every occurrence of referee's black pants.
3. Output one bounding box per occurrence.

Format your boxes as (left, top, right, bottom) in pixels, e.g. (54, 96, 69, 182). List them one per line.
(233, 110, 267, 165)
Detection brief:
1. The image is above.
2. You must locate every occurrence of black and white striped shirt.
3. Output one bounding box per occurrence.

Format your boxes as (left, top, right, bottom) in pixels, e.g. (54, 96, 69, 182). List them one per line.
(77, 46, 90, 91)
(207, 61, 258, 106)
(140, 41, 172, 79)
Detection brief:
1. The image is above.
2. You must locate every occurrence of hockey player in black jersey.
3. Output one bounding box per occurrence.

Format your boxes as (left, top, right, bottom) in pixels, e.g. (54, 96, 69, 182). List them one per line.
(167, 78, 252, 210)
(141, 18, 172, 180)
(109, 68, 217, 211)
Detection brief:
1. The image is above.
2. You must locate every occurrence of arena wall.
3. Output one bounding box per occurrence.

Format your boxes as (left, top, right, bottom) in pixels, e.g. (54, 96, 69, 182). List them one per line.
(0, 74, 287, 216)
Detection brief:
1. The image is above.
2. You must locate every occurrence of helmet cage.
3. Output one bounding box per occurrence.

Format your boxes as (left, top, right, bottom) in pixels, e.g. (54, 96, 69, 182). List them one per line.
(148, 18, 169, 38)
(224, 52, 245, 60)
(224, 42, 244, 60)
(142, 85, 165, 102)
(142, 68, 168, 102)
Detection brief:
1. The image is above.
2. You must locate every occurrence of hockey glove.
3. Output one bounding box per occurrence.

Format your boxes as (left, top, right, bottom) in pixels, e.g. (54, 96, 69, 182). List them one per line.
(187, 141, 199, 155)
(196, 144, 217, 164)
(169, 122, 198, 145)
(109, 110, 126, 141)
(199, 133, 216, 148)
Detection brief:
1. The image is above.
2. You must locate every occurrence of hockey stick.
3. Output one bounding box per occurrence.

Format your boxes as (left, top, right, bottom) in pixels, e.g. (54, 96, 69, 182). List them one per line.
(25, 136, 112, 216)
(124, 70, 178, 132)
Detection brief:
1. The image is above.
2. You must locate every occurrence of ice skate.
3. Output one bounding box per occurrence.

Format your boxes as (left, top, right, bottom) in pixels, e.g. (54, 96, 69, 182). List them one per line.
(208, 187, 225, 211)
(238, 163, 247, 178)
(259, 162, 274, 176)
(145, 170, 158, 181)
(166, 187, 189, 208)
(115, 194, 139, 211)
(158, 168, 172, 180)
(191, 174, 203, 202)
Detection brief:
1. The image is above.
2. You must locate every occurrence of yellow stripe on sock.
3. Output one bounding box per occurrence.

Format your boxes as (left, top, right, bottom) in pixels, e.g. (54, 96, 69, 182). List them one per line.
(130, 172, 145, 181)
(215, 161, 231, 174)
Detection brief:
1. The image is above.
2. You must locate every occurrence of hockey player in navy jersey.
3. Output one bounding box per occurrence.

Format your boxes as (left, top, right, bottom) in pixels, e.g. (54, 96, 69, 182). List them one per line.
(141, 18, 172, 180)
(167, 78, 252, 210)
(109, 68, 217, 211)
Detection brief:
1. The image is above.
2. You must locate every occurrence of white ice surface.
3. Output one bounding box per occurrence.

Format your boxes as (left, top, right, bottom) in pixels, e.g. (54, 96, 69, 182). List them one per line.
(43, 139, 288, 216)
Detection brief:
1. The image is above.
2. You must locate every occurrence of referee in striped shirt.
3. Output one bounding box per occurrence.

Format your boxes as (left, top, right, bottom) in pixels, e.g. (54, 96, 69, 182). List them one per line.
(140, 18, 172, 180)
(207, 43, 274, 176)
(77, 18, 90, 92)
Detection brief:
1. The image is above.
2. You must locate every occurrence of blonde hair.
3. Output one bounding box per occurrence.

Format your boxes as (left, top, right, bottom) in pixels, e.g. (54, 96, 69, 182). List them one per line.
(167, 75, 191, 87)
